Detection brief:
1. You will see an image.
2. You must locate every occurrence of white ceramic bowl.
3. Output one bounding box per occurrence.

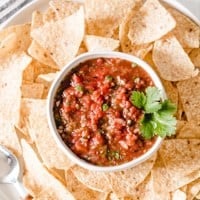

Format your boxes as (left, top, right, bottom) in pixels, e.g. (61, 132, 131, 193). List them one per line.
(47, 51, 166, 172)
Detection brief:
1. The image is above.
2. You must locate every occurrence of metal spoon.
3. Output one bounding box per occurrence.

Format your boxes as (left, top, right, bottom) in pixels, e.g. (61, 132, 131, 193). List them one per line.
(0, 145, 32, 200)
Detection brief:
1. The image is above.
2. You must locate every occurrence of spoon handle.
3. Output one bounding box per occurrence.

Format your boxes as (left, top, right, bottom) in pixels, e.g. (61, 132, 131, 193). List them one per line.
(13, 181, 33, 200)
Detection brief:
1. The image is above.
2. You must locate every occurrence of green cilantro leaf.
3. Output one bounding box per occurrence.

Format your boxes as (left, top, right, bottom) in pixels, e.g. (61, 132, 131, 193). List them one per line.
(105, 75, 113, 81)
(153, 112, 176, 137)
(145, 87, 162, 113)
(130, 86, 177, 139)
(140, 114, 155, 139)
(159, 99, 177, 115)
(102, 103, 109, 111)
(75, 85, 84, 92)
(130, 91, 146, 109)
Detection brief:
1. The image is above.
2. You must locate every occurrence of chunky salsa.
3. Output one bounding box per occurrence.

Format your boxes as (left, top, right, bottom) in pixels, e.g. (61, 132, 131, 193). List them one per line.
(53, 57, 156, 166)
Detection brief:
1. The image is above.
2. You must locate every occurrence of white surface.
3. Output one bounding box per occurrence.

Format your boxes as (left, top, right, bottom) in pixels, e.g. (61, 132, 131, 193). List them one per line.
(0, 0, 199, 199)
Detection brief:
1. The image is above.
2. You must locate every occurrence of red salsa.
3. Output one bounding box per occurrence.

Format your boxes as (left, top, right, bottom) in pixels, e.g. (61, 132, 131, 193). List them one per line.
(53, 58, 156, 166)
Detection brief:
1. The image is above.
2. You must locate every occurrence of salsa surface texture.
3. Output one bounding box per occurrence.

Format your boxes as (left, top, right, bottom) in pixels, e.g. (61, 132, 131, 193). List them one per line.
(54, 57, 156, 166)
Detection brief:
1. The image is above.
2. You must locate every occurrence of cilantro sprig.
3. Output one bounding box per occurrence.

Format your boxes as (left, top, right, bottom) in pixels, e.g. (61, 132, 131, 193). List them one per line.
(130, 87, 177, 139)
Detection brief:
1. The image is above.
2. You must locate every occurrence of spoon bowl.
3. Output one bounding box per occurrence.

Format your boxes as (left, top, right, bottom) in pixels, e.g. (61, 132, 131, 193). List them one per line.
(0, 145, 32, 200)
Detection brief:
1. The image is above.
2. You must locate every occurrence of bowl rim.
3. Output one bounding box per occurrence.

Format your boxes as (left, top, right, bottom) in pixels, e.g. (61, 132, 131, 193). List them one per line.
(47, 51, 166, 172)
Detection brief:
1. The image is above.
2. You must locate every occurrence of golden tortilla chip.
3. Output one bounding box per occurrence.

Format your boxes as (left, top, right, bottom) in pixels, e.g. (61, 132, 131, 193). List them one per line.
(77, 42, 88, 56)
(119, 7, 153, 59)
(177, 75, 200, 122)
(31, 11, 43, 30)
(43, 8, 57, 23)
(162, 80, 178, 106)
(171, 189, 187, 200)
(0, 24, 31, 52)
(128, 0, 176, 45)
(21, 83, 44, 99)
(32, 60, 57, 80)
(22, 62, 35, 84)
(21, 99, 74, 169)
(159, 139, 200, 190)
(153, 35, 198, 81)
(28, 41, 58, 68)
(190, 48, 200, 68)
(196, 193, 200, 199)
(71, 165, 112, 192)
(49, 0, 81, 19)
(187, 178, 200, 200)
(36, 72, 58, 87)
(136, 174, 170, 200)
(21, 139, 75, 199)
(0, 52, 32, 154)
(106, 154, 157, 197)
(65, 169, 107, 200)
(85, 0, 136, 37)
(184, 48, 193, 54)
(167, 7, 200, 48)
(175, 120, 187, 135)
(84, 35, 119, 52)
(29, 12, 58, 68)
(31, 7, 85, 68)
(176, 121, 200, 139)
(0, 33, 17, 57)
(152, 153, 200, 193)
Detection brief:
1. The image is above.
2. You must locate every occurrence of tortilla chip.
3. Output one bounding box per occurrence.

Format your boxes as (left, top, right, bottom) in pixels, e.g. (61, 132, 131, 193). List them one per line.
(177, 75, 200, 122)
(159, 139, 200, 190)
(162, 80, 178, 106)
(31, 11, 43, 30)
(152, 35, 198, 81)
(28, 41, 58, 69)
(21, 139, 75, 199)
(175, 120, 187, 135)
(32, 60, 57, 80)
(152, 153, 200, 193)
(21, 99, 74, 169)
(190, 48, 200, 68)
(77, 42, 88, 56)
(119, 7, 153, 59)
(176, 121, 200, 139)
(196, 193, 200, 199)
(171, 189, 186, 200)
(0, 24, 31, 52)
(184, 48, 193, 54)
(84, 35, 119, 52)
(49, 0, 81, 19)
(176, 96, 185, 120)
(71, 165, 112, 192)
(43, 8, 57, 23)
(65, 169, 107, 200)
(36, 72, 58, 87)
(0, 33, 17, 57)
(167, 7, 200, 48)
(135, 174, 170, 200)
(0, 52, 32, 154)
(128, 0, 176, 45)
(22, 62, 35, 83)
(31, 7, 85, 68)
(85, 0, 136, 37)
(21, 83, 44, 99)
(187, 178, 200, 200)
(48, 168, 66, 185)
(106, 153, 157, 197)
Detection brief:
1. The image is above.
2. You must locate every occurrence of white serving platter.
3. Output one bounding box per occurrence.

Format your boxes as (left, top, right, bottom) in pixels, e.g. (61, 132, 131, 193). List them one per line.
(0, 0, 199, 199)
